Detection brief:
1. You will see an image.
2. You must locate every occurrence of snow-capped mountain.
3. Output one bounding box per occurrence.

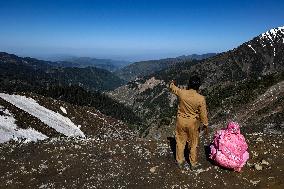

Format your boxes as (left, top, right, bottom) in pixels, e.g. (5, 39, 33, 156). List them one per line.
(247, 26, 284, 53)
(259, 26, 284, 44)
(243, 26, 284, 75)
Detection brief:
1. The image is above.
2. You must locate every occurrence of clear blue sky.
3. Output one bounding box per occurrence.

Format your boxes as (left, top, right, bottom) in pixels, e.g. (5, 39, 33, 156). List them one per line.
(0, 0, 284, 61)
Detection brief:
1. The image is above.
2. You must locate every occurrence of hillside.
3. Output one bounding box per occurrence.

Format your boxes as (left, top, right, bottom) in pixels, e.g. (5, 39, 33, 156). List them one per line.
(53, 56, 130, 72)
(108, 26, 284, 138)
(0, 52, 141, 126)
(115, 53, 216, 81)
(0, 52, 125, 91)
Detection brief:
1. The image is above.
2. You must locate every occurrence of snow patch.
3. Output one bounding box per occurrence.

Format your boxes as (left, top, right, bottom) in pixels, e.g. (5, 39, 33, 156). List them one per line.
(248, 44, 256, 53)
(60, 106, 67, 114)
(0, 93, 85, 138)
(273, 47, 276, 56)
(0, 107, 48, 143)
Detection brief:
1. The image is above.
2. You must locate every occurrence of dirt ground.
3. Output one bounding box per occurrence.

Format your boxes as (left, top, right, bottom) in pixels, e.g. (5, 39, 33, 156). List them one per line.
(0, 125, 283, 189)
(0, 93, 283, 188)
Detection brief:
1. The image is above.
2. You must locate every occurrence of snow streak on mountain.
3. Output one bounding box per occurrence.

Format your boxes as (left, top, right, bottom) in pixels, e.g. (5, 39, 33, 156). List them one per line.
(0, 106, 48, 143)
(0, 93, 85, 140)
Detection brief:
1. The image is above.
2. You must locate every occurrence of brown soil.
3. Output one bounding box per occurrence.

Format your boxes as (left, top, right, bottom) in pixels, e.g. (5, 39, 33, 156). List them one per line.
(0, 128, 283, 189)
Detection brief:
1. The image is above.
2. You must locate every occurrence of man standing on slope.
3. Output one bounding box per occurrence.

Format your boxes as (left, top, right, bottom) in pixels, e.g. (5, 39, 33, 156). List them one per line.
(169, 75, 208, 170)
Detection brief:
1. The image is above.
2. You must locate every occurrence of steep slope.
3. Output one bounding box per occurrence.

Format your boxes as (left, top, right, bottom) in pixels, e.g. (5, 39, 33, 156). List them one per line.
(0, 92, 136, 142)
(39, 85, 143, 126)
(115, 53, 216, 81)
(0, 52, 142, 127)
(0, 93, 85, 138)
(0, 106, 48, 143)
(108, 26, 284, 138)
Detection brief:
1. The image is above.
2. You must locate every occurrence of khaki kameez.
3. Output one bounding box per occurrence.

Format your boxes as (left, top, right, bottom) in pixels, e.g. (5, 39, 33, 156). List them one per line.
(170, 83, 208, 165)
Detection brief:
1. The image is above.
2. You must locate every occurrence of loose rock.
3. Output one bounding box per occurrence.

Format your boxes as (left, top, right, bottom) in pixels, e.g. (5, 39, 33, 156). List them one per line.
(261, 159, 269, 166)
(150, 166, 158, 173)
(254, 164, 263, 171)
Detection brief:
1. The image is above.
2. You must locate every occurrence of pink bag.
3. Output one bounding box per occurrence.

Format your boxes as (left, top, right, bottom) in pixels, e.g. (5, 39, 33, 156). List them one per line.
(209, 122, 249, 172)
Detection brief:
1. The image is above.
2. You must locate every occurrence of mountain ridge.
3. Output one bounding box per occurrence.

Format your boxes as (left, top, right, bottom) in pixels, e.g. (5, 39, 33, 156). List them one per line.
(0, 52, 125, 91)
(114, 53, 217, 81)
(108, 25, 284, 138)
(53, 56, 131, 72)
(0, 52, 142, 126)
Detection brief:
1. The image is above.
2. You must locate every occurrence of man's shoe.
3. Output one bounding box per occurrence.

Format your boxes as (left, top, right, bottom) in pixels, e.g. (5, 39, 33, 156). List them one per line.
(190, 162, 200, 171)
(176, 161, 185, 170)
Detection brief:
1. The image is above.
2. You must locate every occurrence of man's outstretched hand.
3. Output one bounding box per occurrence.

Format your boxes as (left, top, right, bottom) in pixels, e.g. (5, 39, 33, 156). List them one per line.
(170, 80, 176, 85)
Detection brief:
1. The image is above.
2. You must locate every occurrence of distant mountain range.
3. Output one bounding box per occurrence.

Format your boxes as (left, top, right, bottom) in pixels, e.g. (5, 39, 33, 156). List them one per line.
(49, 56, 131, 72)
(49, 54, 216, 75)
(0, 52, 125, 91)
(114, 53, 217, 81)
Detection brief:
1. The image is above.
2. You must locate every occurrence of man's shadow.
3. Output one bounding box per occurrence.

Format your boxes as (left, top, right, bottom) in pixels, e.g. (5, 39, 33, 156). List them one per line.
(167, 136, 213, 164)
(167, 137, 177, 160)
(167, 137, 189, 163)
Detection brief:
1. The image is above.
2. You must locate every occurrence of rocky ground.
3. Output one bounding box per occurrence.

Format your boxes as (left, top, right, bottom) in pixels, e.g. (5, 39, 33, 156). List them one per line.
(0, 124, 283, 188)
(0, 92, 283, 188)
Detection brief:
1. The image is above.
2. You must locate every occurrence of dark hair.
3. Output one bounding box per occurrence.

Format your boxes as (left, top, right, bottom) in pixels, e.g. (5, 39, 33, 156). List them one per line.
(188, 75, 201, 90)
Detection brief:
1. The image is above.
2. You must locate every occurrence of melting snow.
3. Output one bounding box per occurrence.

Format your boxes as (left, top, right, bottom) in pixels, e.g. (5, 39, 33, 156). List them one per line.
(0, 93, 85, 138)
(260, 26, 284, 41)
(247, 44, 256, 53)
(60, 106, 67, 114)
(273, 47, 276, 56)
(0, 107, 48, 143)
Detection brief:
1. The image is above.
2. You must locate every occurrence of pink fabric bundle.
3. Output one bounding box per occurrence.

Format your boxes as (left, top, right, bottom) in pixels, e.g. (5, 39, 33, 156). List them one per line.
(209, 122, 249, 172)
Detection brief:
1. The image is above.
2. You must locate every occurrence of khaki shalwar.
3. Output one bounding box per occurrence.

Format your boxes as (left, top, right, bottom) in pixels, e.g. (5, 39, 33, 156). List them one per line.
(169, 83, 208, 165)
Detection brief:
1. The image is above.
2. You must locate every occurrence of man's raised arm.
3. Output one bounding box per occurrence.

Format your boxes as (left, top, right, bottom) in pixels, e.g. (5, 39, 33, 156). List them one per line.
(169, 81, 181, 96)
